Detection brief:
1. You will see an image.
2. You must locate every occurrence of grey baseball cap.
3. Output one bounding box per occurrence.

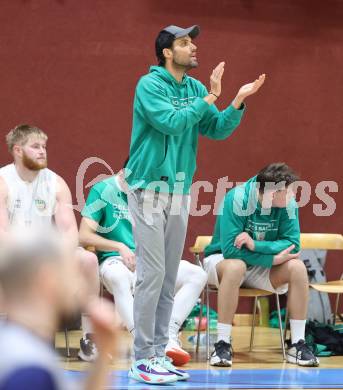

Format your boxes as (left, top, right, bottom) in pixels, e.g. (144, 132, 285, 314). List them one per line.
(162, 25, 200, 39)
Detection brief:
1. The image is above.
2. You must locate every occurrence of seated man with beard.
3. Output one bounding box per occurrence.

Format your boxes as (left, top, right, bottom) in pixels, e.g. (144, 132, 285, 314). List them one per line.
(0, 124, 100, 362)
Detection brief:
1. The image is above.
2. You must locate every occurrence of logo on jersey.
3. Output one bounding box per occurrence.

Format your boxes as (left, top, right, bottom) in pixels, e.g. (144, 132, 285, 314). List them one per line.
(170, 96, 196, 109)
(255, 231, 266, 241)
(245, 220, 278, 241)
(112, 204, 130, 220)
(35, 199, 47, 211)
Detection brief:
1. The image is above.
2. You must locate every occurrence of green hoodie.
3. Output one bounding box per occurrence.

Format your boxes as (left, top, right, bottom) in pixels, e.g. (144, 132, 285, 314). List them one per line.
(205, 176, 300, 268)
(126, 66, 245, 194)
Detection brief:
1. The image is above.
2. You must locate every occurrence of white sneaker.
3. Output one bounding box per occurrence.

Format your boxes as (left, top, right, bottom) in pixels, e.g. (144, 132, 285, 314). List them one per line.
(210, 340, 233, 367)
(128, 358, 178, 384)
(78, 334, 98, 362)
(165, 337, 191, 366)
(286, 339, 320, 367)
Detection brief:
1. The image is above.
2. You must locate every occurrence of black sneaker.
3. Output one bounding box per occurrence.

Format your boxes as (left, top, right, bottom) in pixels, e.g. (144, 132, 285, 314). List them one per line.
(210, 340, 233, 367)
(286, 339, 320, 367)
(78, 333, 98, 362)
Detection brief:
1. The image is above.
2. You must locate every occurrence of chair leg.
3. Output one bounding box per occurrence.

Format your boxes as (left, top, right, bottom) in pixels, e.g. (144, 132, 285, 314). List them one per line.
(275, 294, 286, 361)
(249, 296, 258, 352)
(334, 293, 340, 326)
(335, 273, 343, 323)
(283, 307, 289, 342)
(196, 290, 204, 354)
(64, 328, 71, 358)
(206, 284, 210, 360)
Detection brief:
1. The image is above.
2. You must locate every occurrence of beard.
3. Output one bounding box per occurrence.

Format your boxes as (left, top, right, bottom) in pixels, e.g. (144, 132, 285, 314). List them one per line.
(172, 53, 198, 71)
(22, 152, 47, 170)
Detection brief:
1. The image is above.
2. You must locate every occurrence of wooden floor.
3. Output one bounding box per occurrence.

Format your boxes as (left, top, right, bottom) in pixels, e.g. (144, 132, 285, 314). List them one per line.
(57, 325, 343, 371)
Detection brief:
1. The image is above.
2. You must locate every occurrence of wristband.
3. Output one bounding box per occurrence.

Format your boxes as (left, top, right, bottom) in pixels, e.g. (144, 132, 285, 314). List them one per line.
(209, 92, 219, 99)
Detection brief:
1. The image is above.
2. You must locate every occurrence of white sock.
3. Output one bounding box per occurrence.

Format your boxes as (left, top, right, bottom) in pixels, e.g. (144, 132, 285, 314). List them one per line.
(168, 319, 181, 342)
(81, 314, 93, 338)
(217, 322, 232, 343)
(290, 319, 306, 344)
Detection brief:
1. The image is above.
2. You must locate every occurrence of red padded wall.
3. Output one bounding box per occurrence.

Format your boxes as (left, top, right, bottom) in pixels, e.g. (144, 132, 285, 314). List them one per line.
(0, 0, 342, 312)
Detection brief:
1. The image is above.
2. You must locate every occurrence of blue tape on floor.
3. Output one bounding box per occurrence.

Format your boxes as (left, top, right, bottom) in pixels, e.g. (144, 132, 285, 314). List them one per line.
(64, 368, 343, 389)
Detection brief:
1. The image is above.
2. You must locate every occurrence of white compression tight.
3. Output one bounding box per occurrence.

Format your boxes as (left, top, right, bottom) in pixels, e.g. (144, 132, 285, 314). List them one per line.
(100, 257, 136, 333)
(170, 260, 208, 331)
(100, 258, 207, 335)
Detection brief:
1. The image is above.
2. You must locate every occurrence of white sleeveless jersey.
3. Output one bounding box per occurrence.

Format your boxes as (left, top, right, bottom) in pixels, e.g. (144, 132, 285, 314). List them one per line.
(0, 163, 58, 229)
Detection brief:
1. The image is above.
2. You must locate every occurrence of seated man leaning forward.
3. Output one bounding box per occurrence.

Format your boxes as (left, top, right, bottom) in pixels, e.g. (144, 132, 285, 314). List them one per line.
(204, 162, 319, 368)
(79, 164, 207, 370)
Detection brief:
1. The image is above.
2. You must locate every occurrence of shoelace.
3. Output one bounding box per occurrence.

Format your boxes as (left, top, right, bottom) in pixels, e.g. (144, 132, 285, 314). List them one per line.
(159, 356, 174, 366)
(295, 341, 313, 362)
(145, 357, 163, 373)
(216, 341, 234, 358)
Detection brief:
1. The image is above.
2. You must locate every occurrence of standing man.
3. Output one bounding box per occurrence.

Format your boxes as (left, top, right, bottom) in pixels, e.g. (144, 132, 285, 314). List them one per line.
(79, 167, 207, 368)
(126, 25, 266, 384)
(0, 124, 100, 362)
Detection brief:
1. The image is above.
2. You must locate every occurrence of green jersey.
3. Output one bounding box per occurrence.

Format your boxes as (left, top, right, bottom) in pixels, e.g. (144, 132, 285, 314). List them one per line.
(81, 176, 135, 264)
(205, 176, 300, 268)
